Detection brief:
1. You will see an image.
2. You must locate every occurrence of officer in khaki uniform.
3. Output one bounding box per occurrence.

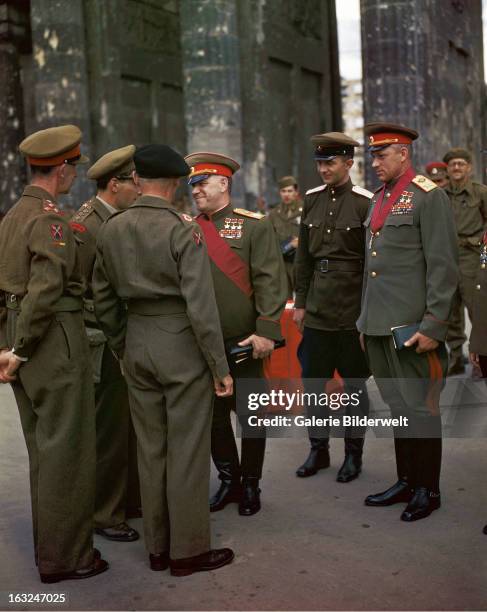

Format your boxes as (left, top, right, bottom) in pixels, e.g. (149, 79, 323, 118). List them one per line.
(0, 125, 108, 582)
(93, 144, 234, 576)
(268, 175, 303, 297)
(443, 148, 487, 375)
(185, 152, 287, 516)
(293, 133, 372, 483)
(358, 123, 458, 522)
(70, 146, 140, 542)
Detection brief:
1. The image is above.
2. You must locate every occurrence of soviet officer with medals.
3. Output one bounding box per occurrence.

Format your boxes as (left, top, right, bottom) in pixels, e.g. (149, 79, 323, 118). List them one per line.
(0, 125, 108, 582)
(185, 152, 288, 516)
(70, 145, 141, 543)
(358, 123, 458, 522)
(268, 175, 303, 297)
(293, 132, 372, 483)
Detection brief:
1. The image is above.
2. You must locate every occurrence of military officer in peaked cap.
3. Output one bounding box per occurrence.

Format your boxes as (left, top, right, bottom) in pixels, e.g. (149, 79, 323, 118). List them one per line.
(93, 144, 234, 576)
(71, 145, 141, 543)
(268, 175, 303, 297)
(186, 151, 287, 516)
(358, 122, 458, 521)
(0, 125, 108, 582)
(293, 132, 372, 483)
(425, 161, 449, 188)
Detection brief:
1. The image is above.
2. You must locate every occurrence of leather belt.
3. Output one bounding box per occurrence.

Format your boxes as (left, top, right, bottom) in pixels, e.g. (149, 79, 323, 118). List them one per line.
(314, 259, 364, 273)
(127, 296, 186, 316)
(5, 293, 83, 312)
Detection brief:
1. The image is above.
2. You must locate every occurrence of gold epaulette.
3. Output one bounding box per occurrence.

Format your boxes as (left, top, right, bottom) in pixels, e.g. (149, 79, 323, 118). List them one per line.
(233, 208, 264, 220)
(412, 175, 438, 192)
(72, 200, 94, 222)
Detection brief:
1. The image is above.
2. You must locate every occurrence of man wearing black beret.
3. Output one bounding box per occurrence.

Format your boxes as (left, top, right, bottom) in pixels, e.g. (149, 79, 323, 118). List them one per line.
(93, 144, 235, 575)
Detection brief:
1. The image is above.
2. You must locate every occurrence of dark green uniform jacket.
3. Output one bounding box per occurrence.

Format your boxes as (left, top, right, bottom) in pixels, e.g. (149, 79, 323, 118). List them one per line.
(357, 174, 459, 341)
(268, 199, 303, 243)
(294, 179, 372, 330)
(470, 232, 487, 355)
(196, 204, 287, 341)
(444, 180, 487, 247)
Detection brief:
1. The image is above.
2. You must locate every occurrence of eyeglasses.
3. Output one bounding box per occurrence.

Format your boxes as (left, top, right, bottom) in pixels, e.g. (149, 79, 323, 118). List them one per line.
(448, 161, 468, 168)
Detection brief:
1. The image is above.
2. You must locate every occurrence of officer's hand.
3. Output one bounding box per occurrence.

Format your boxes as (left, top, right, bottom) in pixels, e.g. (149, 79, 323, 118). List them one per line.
(359, 332, 365, 353)
(293, 308, 305, 333)
(290, 237, 299, 249)
(469, 352, 480, 366)
(239, 335, 275, 359)
(0, 350, 21, 383)
(214, 374, 233, 397)
(404, 332, 439, 353)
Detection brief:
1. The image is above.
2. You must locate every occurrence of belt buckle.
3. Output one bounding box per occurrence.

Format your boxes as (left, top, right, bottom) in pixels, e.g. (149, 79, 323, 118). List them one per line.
(319, 259, 329, 273)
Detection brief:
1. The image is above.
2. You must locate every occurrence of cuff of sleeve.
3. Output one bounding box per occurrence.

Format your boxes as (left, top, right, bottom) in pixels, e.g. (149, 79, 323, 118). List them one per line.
(213, 355, 230, 379)
(294, 295, 306, 309)
(419, 317, 448, 342)
(256, 317, 283, 341)
(11, 348, 29, 362)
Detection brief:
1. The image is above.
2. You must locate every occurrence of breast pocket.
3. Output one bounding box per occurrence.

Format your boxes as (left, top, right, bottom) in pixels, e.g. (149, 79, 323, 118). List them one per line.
(303, 220, 323, 252)
(384, 215, 420, 247)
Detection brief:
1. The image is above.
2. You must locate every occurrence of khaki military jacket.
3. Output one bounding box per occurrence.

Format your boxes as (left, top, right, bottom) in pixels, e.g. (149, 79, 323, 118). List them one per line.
(92, 195, 229, 379)
(0, 186, 84, 358)
(197, 204, 287, 341)
(294, 179, 372, 330)
(357, 175, 458, 341)
(469, 233, 487, 355)
(444, 180, 487, 246)
(268, 199, 303, 243)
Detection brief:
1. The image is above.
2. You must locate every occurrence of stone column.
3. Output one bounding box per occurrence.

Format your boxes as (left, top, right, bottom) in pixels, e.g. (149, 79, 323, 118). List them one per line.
(0, 1, 29, 215)
(180, 0, 245, 207)
(29, 0, 93, 208)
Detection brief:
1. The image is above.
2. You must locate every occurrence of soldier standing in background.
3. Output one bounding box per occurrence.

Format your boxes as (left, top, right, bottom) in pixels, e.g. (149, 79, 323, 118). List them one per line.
(425, 161, 449, 188)
(0, 125, 108, 582)
(293, 132, 372, 483)
(93, 144, 234, 576)
(186, 151, 287, 516)
(70, 145, 141, 543)
(268, 176, 303, 297)
(358, 123, 458, 522)
(443, 148, 487, 376)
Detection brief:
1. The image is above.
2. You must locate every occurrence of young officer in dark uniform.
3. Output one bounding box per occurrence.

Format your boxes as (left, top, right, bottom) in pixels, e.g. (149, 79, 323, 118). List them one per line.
(0, 125, 108, 582)
(185, 152, 287, 516)
(293, 132, 372, 483)
(93, 145, 234, 576)
(358, 123, 458, 521)
(71, 146, 140, 542)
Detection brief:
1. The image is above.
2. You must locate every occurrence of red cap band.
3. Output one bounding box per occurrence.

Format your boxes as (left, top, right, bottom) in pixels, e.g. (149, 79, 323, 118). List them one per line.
(189, 162, 234, 178)
(368, 133, 413, 147)
(27, 144, 81, 166)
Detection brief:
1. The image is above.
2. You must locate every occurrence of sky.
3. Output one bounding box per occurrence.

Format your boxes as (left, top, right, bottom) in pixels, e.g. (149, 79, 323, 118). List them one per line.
(335, 0, 487, 82)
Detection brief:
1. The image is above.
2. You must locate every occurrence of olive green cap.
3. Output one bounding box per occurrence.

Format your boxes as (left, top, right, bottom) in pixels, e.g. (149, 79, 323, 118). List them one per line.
(19, 124, 88, 166)
(443, 148, 472, 164)
(278, 175, 298, 189)
(87, 145, 136, 180)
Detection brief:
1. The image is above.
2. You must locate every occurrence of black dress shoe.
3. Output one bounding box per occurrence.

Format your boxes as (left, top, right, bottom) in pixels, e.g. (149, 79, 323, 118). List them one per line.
(40, 557, 109, 584)
(94, 522, 139, 542)
(210, 480, 242, 512)
(365, 479, 413, 506)
(238, 478, 261, 516)
(483, 524, 487, 535)
(170, 548, 234, 576)
(336, 454, 362, 483)
(296, 448, 330, 478)
(149, 552, 170, 571)
(400, 487, 441, 522)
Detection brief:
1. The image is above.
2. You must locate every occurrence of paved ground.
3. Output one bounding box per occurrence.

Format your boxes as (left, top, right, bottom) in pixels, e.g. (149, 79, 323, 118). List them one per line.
(0, 382, 486, 611)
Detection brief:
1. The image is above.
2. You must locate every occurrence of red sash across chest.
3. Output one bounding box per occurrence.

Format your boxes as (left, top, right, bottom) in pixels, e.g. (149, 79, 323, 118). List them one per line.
(370, 168, 416, 233)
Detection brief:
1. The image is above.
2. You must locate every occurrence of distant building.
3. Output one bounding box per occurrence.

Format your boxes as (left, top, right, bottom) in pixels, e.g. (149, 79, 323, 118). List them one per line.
(341, 78, 364, 186)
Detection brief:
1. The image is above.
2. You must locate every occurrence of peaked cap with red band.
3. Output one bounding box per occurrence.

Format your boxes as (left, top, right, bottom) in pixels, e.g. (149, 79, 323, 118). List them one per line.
(185, 152, 241, 185)
(364, 122, 419, 151)
(19, 124, 89, 166)
(425, 161, 448, 178)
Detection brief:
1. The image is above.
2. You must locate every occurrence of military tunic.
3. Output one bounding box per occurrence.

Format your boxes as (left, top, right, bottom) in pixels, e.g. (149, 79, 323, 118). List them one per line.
(444, 180, 487, 361)
(0, 186, 96, 576)
(268, 198, 303, 296)
(196, 204, 287, 480)
(93, 195, 229, 558)
(71, 196, 140, 529)
(469, 232, 487, 374)
(357, 174, 459, 491)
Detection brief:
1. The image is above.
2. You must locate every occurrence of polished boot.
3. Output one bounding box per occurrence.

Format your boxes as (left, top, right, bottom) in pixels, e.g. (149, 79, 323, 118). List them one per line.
(337, 438, 363, 483)
(170, 548, 234, 576)
(149, 552, 170, 571)
(238, 477, 261, 516)
(296, 438, 330, 477)
(40, 557, 109, 584)
(209, 461, 242, 512)
(94, 521, 139, 542)
(400, 487, 441, 521)
(365, 479, 413, 506)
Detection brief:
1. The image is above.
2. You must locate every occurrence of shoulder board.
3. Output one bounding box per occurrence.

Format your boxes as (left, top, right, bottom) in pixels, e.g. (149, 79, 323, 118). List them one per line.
(352, 185, 374, 199)
(305, 184, 326, 196)
(233, 208, 264, 220)
(72, 200, 95, 222)
(42, 199, 61, 215)
(412, 175, 438, 192)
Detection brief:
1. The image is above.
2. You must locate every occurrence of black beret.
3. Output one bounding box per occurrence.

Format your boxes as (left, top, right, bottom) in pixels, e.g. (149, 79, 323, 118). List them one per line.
(134, 145, 190, 179)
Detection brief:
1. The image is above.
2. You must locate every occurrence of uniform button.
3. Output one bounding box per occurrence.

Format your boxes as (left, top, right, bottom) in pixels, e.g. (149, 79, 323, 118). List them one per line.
(371, 251, 377, 257)
(346, 226, 350, 231)
(476, 284, 481, 290)
(386, 192, 391, 197)
(332, 198, 336, 202)
(327, 229, 331, 233)
(329, 211, 333, 216)
(375, 231, 380, 236)
(482, 263, 486, 269)
(371, 271, 377, 278)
